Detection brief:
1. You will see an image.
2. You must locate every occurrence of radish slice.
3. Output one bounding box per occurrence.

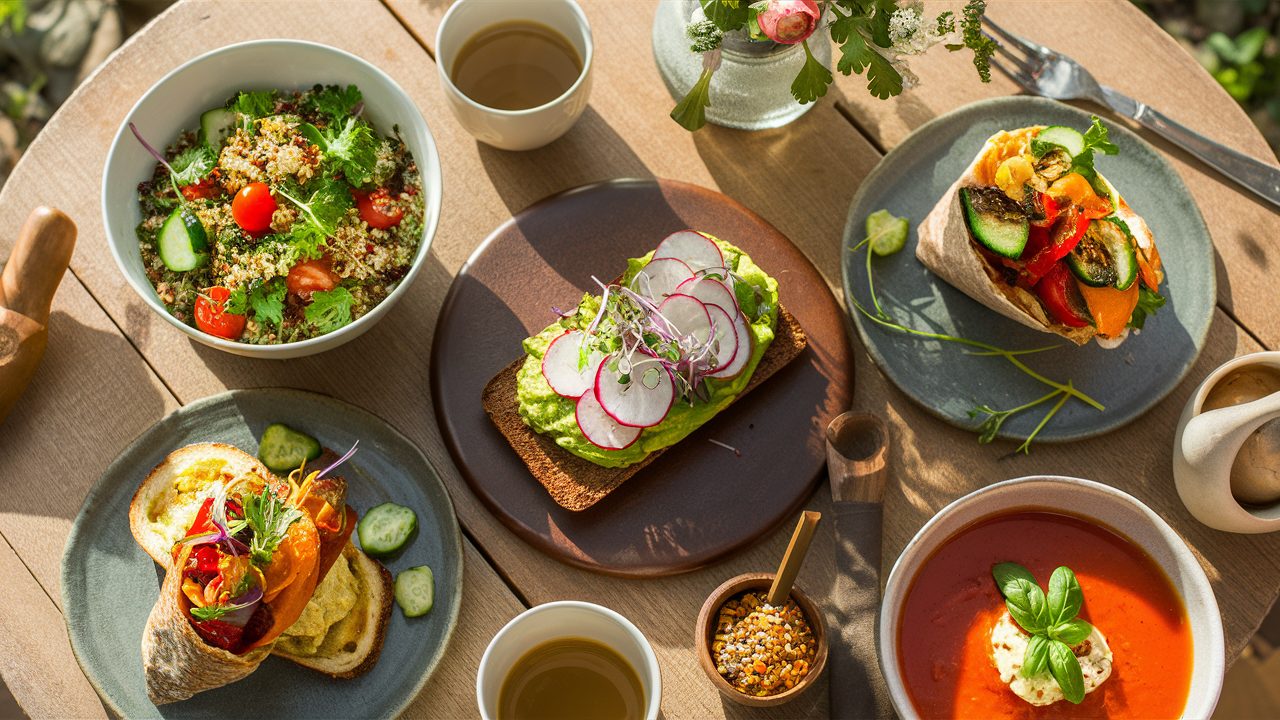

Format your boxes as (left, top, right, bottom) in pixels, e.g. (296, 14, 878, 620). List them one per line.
(704, 303, 739, 374)
(657, 294, 712, 345)
(541, 330, 604, 398)
(652, 231, 724, 272)
(595, 354, 675, 428)
(706, 310, 753, 379)
(633, 257, 694, 302)
(576, 390, 642, 450)
(676, 276, 738, 314)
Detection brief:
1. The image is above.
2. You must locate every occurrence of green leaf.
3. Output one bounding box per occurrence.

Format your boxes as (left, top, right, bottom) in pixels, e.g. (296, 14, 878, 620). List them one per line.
(320, 117, 380, 186)
(686, 19, 724, 52)
(701, 0, 750, 31)
(992, 561, 1047, 633)
(791, 40, 833, 105)
(1021, 633, 1050, 678)
(277, 177, 353, 260)
(1050, 618, 1093, 646)
(671, 68, 715, 132)
(1127, 285, 1165, 329)
(1047, 639, 1086, 704)
(223, 287, 248, 316)
(248, 278, 287, 327)
(866, 52, 904, 99)
(865, 209, 909, 256)
(733, 279, 759, 320)
(835, 27, 876, 77)
(305, 287, 356, 334)
(306, 84, 363, 122)
(227, 91, 276, 119)
(170, 145, 217, 186)
(869, 0, 897, 47)
(961, 0, 995, 83)
(1081, 116, 1119, 157)
(189, 604, 233, 622)
(1046, 566, 1084, 625)
(241, 486, 305, 566)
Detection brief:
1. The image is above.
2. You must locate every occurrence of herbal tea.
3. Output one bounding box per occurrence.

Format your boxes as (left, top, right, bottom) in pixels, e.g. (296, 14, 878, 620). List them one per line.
(451, 21, 583, 111)
(498, 636, 644, 720)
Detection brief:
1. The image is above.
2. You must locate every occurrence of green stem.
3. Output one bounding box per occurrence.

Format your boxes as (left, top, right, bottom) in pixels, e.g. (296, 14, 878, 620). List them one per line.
(1017, 382, 1073, 454)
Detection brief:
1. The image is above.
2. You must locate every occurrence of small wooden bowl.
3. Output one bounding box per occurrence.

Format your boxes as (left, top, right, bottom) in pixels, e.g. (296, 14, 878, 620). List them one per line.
(695, 573, 828, 707)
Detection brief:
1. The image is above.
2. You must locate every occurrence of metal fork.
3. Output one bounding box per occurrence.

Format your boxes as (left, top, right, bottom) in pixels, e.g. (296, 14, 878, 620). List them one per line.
(982, 16, 1280, 211)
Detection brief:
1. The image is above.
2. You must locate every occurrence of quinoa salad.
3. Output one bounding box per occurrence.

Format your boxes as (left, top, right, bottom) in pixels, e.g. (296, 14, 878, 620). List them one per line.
(133, 84, 426, 344)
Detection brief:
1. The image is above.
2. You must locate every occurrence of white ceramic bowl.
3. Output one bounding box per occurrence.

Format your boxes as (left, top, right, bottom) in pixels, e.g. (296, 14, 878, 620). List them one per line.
(102, 40, 443, 359)
(879, 476, 1224, 720)
(435, 0, 593, 151)
(476, 601, 661, 720)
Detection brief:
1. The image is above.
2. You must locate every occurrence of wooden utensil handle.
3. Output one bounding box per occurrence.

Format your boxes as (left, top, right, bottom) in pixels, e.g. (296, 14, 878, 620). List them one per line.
(1, 207, 77, 325)
(767, 511, 821, 606)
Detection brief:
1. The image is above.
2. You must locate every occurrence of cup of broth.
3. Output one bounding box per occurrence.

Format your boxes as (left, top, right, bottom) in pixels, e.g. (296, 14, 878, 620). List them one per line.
(476, 601, 661, 720)
(435, 0, 593, 151)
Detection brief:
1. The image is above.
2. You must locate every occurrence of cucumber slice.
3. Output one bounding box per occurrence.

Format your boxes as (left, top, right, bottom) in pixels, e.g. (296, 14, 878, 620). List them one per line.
(1066, 218, 1138, 290)
(395, 566, 434, 617)
(257, 423, 322, 474)
(200, 108, 236, 149)
(358, 503, 418, 558)
(960, 187, 1029, 260)
(1031, 126, 1085, 159)
(156, 207, 209, 271)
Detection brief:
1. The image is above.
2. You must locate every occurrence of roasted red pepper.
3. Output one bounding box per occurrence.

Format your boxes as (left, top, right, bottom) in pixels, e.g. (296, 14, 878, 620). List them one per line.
(186, 497, 216, 538)
(1030, 192, 1061, 228)
(191, 618, 245, 652)
(1022, 206, 1089, 285)
(1034, 262, 1094, 328)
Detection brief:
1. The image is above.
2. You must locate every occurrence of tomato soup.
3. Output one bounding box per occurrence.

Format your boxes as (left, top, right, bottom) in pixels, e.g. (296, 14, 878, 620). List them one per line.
(897, 511, 1193, 719)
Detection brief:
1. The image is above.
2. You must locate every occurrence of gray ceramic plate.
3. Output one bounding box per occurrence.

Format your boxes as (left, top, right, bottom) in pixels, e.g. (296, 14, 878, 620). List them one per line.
(60, 389, 463, 718)
(841, 96, 1215, 441)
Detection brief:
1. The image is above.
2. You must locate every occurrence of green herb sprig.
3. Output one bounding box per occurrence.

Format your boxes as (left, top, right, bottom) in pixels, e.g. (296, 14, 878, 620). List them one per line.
(850, 211, 1104, 451)
(240, 487, 305, 566)
(992, 562, 1093, 704)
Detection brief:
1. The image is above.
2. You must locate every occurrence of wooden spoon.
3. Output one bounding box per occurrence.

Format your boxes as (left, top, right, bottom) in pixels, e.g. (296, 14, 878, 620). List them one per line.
(767, 510, 821, 606)
(0, 207, 77, 424)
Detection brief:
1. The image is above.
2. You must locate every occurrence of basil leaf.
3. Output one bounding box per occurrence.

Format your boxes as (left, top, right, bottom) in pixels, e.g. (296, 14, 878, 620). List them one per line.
(1047, 566, 1083, 625)
(992, 562, 1047, 633)
(1050, 618, 1093, 646)
(1020, 633, 1050, 678)
(992, 561, 1038, 592)
(1047, 639, 1086, 704)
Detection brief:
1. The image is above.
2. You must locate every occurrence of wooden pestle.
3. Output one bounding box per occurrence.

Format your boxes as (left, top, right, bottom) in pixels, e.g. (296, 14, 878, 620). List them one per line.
(0, 207, 77, 425)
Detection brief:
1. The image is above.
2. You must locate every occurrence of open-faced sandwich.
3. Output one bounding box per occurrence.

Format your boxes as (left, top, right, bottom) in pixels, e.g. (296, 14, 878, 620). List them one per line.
(129, 442, 392, 704)
(483, 230, 807, 511)
(917, 118, 1166, 347)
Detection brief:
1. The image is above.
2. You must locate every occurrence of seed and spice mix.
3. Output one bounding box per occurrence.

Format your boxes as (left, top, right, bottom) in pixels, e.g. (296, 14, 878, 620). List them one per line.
(712, 591, 817, 696)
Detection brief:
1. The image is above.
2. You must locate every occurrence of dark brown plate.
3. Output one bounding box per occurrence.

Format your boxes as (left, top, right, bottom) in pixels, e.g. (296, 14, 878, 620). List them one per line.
(431, 179, 852, 576)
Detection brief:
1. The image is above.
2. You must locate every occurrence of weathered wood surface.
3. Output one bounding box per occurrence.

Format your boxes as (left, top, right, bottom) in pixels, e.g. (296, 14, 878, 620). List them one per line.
(0, 0, 1277, 718)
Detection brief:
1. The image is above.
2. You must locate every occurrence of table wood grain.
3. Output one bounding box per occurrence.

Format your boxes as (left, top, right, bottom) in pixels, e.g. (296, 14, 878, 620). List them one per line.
(0, 1, 1276, 717)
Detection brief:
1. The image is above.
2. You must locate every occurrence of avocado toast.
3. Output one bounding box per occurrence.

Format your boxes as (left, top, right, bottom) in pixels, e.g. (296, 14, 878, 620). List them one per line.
(483, 231, 807, 511)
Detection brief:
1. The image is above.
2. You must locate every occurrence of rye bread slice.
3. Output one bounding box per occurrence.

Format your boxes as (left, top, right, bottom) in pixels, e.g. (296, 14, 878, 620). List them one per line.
(482, 305, 807, 511)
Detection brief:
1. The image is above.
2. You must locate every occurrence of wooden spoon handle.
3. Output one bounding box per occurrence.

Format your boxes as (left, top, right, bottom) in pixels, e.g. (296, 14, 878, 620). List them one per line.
(1, 207, 77, 324)
(767, 511, 821, 606)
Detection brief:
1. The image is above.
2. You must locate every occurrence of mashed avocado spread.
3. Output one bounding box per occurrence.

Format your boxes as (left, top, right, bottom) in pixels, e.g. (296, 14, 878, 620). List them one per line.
(515, 237, 779, 468)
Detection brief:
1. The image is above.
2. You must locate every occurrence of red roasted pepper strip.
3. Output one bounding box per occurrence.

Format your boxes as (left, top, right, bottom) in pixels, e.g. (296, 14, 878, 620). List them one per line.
(1022, 207, 1089, 285)
(1029, 192, 1061, 228)
(1034, 262, 1093, 328)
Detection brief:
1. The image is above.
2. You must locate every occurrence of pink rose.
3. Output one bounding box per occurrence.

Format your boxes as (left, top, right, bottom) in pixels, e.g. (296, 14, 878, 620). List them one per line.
(756, 0, 821, 44)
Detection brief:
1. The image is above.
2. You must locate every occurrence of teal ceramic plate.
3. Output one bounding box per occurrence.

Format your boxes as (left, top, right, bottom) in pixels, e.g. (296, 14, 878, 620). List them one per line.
(60, 389, 463, 718)
(842, 96, 1215, 441)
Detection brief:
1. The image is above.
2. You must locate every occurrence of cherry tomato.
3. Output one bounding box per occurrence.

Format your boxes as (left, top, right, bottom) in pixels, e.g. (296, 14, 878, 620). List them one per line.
(194, 286, 246, 340)
(287, 257, 340, 299)
(231, 182, 277, 233)
(182, 178, 219, 201)
(353, 188, 404, 229)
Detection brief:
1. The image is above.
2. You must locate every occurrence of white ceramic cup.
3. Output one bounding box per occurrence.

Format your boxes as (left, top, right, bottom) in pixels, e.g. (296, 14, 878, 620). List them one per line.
(435, 0, 593, 151)
(476, 601, 662, 719)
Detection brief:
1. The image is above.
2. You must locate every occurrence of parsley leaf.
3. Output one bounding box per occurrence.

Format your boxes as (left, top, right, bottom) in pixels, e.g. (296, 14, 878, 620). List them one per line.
(224, 287, 248, 316)
(307, 84, 362, 122)
(320, 117, 380, 187)
(960, 0, 996, 82)
(671, 68, 715, 131)
(277, 177, 353, 260)
(241, 486, 305, 566)
(791, 39, 833, 104)
(305, 287, 356, 334)
(1127, 285, 1166, 329)
(866, 52, 904, 99)
(170, 145, 217, 186)
(190, 604, 233, 622)
(249, 278, 287, 327)
(1067, 116, 1121, 196)
(1081, 116, 1120, 157)
(701, 0, 750, 31)
(833, 17, 876, 77)
(227, 90, 277, 119)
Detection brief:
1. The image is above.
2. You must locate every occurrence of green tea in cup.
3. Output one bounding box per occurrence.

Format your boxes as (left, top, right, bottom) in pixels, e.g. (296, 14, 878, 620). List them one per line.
(451, 21, 583, 111)
(497, 636, 644, 719)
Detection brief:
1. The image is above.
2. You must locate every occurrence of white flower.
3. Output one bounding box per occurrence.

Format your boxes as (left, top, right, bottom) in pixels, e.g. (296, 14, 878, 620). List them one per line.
(887, 4, 960, 56)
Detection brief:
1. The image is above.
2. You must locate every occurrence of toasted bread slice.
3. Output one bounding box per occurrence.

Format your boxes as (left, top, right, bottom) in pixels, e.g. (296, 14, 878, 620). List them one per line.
(483, 305, 808, 511)
(271, 542, 394, 679)
(129, 443, 278, 568)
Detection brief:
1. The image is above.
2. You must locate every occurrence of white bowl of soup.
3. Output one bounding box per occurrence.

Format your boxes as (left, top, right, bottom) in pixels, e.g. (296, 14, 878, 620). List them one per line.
(879, 475, 1223, 720)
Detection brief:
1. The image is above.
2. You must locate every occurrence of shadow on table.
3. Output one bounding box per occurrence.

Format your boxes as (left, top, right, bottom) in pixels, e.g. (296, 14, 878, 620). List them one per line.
(476, 105, 655, 217)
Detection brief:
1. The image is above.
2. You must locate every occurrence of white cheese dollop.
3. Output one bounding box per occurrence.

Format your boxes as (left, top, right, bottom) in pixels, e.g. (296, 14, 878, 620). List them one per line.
(990, 610, 1114, 706)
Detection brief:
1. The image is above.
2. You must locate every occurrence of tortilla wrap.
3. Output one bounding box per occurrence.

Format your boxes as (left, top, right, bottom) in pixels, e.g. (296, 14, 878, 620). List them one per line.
(916, 128, 1130, 348)
(141, 543, 273, 705)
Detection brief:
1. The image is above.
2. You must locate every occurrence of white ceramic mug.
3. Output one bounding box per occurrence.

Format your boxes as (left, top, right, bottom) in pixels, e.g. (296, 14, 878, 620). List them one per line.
(476, 601, 662, 719)
(435, 0, 593, 151)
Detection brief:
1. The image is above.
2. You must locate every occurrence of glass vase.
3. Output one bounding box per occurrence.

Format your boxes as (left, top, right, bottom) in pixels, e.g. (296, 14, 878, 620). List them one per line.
(651, 0, 832, 130)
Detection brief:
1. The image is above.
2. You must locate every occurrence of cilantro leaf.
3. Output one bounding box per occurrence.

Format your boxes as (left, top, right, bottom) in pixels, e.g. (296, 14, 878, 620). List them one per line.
(791, 39, 833, 104)
(169, 145, 217, 186)
(249, 278, 287, 327)
(866, 52, 904, 99)
(1127, 285, 1165, 329)
(307, 84, 362, 122)
(241, 486, 305, 566)
(321, 117, 380, 187)
(305, 287, 356, 334)
(671, 67, 715, 131)
(960, 0, 996, 82)
(227, 90, 276, 119)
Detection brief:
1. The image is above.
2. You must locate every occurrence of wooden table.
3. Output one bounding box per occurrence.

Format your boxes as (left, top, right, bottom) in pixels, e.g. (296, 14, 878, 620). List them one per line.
(1, 1, 1278, 717)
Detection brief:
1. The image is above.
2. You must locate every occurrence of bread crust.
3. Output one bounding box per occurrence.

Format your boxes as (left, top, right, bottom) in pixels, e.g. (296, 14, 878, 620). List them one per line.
(483, 305, 808, 511)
